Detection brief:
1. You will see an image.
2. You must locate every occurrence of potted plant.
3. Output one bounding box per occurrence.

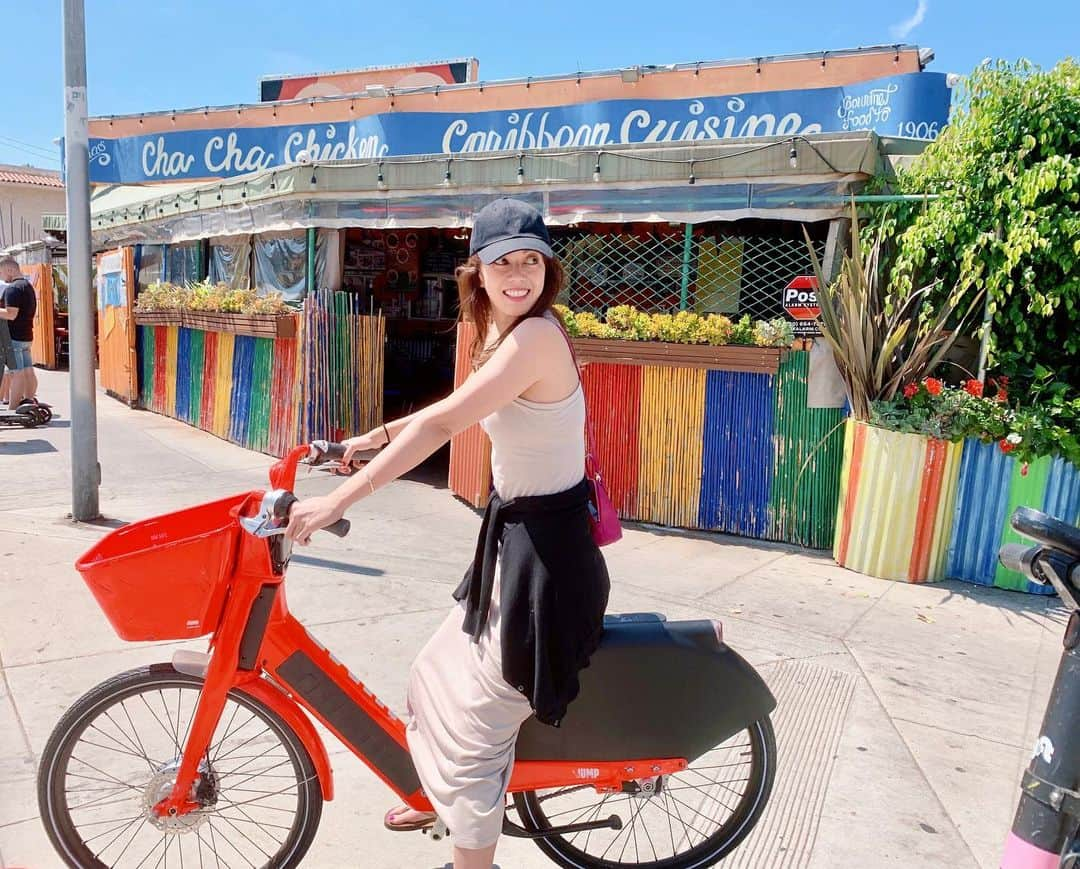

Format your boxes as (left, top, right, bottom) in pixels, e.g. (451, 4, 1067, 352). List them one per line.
(805, 206, 985, 582)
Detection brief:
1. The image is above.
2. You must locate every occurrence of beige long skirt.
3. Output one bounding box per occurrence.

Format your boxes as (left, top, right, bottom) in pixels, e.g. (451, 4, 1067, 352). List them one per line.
(405, 565, 534, 849)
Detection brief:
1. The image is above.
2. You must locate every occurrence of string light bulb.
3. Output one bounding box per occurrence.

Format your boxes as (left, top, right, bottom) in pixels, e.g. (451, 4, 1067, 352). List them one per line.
(516, 153, 525, 184)
(443, 158, 452, 186)
(593, 151, 602, 183)
(688, 160, 696, 185)
(377, 161, 386, 190)
(788, 140, 798, 169)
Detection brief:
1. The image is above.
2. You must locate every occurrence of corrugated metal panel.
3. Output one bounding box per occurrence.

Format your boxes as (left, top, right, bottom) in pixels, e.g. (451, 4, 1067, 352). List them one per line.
(212, 332, 235, 439)
(581, 363, 641, 517)
(230, 335, 255, 446)
(1043, 456, 1080, 525)
(637, 366, 706, 528)
(698, 370, 775, 536)
(200, 331, 218, 433)
(906, 438, 963, 582)
(837, 423, 926, 582)
(188, 329, 205, 429)
(448, 321, 492, 507)
(770, 351, 845, 549)
(175, 327, 192, 424)
(945, 439, 1012, 586)
(924, 439, 964, 580)
(833, 420, 863, 561)
(996, 457, 1057, 593)
(163, 326, 179, 419)
(152, 325, 167, 415)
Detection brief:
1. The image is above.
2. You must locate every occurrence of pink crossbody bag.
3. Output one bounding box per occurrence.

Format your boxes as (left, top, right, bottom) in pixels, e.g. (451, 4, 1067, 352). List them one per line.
(557, 325, 623, 547)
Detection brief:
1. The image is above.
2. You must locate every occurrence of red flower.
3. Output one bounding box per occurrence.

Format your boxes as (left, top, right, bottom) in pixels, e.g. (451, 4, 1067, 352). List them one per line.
(903, 383, 919, 399)
(924, 377, 943, 396)
(997, 376, 1010, 386)
(963, 379, 984, 397)
(998, 438, 1016, 454)
(1021, 462, 1029, 477)
(997, 388, 1008, 403)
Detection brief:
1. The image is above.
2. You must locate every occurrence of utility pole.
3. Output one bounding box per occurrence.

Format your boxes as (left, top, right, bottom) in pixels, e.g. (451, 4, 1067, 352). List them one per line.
(62, 0, 100, 520)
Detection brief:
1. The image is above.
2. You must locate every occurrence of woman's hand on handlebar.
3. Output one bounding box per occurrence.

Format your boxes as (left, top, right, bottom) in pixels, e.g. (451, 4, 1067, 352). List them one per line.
(285, 495, 346, 546)
(339, 431, 386, 474)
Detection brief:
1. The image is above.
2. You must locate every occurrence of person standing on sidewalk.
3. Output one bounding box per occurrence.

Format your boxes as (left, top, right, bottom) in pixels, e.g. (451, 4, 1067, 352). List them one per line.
(0, 256, 38, 407)
(285, 198, 610, 869)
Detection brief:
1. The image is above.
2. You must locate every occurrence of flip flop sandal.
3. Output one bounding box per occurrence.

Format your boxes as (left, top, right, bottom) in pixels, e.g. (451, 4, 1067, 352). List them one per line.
(383, 806, 438, 832)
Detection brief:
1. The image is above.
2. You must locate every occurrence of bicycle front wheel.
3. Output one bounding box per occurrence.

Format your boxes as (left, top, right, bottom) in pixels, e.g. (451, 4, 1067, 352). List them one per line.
(38, 664, 323, 869)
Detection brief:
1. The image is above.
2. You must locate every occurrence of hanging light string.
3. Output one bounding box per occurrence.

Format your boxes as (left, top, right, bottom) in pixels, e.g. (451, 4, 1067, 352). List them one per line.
(94, 137, 846, 226)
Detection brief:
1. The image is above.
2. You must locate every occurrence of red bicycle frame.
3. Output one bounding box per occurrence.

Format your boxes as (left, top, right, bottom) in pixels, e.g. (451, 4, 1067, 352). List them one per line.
(154, 446, 687, 821)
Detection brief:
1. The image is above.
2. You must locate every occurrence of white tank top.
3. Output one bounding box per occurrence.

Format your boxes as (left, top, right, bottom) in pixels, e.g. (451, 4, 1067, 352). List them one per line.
(479, 324, 586, 500)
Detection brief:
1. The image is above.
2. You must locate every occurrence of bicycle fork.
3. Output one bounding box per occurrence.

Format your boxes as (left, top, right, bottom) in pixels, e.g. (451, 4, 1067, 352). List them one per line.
(1003, 613, 1080, 869)
(153, 578, 272, 820)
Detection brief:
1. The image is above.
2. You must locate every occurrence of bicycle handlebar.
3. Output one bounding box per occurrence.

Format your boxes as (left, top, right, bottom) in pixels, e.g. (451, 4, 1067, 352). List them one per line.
(308, 440, 381, 467)
(275, 491, 351, 538)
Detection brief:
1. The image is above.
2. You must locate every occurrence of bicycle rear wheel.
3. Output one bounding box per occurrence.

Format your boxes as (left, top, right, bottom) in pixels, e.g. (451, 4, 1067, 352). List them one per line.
(38, 664, 323, 869)
(513, 717, 775, 868)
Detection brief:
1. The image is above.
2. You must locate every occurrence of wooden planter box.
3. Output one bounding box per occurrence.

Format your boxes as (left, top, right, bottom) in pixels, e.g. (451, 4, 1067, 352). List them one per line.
(134, 310, 182, 327)
(570, 338, 785, 374)
(181, 311, 298, 339)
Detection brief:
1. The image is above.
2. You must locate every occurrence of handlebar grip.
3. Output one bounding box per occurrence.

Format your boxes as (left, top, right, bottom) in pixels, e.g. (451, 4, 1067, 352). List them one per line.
(324, 518, 351, 538)
(310, 440, 381, 466)
(998, 543, 1035, 575)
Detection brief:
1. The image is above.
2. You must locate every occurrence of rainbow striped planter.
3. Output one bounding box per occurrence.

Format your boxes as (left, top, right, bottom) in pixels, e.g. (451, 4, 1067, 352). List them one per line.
(947, 439, 1080, 594)
(833, 421, 963, 583)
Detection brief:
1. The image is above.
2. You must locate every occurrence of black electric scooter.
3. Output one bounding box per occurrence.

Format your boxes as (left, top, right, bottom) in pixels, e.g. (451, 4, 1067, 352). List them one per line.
(999, 507, 1080, 868)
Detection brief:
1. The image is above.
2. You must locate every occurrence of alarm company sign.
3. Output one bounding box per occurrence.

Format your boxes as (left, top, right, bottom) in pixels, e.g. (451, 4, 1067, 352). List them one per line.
(782, 275, 821, 337)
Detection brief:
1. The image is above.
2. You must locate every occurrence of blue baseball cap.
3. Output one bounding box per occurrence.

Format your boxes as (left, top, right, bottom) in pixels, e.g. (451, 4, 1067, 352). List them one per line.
(469, 198, 553, 264)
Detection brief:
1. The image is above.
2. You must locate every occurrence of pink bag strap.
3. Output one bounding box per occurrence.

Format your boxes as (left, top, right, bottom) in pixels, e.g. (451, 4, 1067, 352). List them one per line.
(553, 319, 599, 464)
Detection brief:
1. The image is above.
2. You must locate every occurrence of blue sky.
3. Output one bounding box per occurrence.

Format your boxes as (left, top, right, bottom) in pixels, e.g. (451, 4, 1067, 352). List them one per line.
(2, 0, 1076, 169)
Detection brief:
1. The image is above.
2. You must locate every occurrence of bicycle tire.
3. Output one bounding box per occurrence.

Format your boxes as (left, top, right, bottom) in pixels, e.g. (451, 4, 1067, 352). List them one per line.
(38, 664, 323, 869)
(513, 716, 776, 869)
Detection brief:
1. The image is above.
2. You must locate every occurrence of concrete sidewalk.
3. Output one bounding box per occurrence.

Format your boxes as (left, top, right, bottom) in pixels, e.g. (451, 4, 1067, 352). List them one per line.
(0, 369, 1065, 868)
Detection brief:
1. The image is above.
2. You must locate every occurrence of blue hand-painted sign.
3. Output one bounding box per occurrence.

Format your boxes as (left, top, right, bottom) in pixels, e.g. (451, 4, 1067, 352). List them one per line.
(88, 72, 951, 184)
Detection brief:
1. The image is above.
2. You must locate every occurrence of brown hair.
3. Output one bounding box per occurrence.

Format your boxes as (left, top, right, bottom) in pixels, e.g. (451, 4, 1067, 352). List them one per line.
(455, 253, 565, 369)
(0, 256, 18, 270)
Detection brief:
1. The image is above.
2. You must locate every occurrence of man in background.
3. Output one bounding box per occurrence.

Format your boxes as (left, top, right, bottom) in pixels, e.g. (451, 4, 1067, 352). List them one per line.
(0, 256, 38, 407)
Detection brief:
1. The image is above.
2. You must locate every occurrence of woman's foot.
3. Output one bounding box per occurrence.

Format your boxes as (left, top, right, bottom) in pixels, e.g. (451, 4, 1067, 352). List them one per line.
(383, 804, 438, 832)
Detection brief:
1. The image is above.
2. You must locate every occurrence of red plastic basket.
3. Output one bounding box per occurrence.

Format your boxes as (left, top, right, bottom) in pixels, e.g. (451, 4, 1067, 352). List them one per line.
(76, 494, 248, 642)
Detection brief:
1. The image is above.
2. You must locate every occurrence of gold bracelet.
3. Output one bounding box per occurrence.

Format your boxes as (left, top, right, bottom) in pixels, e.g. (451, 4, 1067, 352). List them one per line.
(362, 469, 377, 496)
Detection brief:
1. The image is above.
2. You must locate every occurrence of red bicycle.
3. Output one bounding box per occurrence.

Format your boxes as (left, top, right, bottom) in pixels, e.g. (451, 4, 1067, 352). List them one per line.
(38, 443, 777, 868)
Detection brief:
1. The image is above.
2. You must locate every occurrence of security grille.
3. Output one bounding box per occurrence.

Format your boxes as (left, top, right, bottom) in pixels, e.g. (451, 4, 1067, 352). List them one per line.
(551, 223, 827, 319)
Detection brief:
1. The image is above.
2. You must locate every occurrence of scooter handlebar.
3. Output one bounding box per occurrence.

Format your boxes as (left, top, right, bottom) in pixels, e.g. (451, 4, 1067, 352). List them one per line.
(274, 491, 351, 538)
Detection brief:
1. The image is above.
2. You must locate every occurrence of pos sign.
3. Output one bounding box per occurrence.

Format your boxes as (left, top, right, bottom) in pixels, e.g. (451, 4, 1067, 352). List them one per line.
(782, 275, 821, 337)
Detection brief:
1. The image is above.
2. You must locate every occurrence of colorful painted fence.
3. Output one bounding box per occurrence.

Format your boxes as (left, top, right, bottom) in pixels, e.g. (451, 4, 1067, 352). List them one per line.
(136, 291, 384, 456)
(450, 346, 846, 548)
(580, 350, 844, 547)
(947, 439, 1080, 594)
(833, 421, 963, 583)
(138, 325, 300, 455)
(299, 288, 385, 444)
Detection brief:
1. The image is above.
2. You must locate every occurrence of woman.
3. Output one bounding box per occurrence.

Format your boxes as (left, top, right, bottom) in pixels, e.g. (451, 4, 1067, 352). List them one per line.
(286, 198, 611, 869)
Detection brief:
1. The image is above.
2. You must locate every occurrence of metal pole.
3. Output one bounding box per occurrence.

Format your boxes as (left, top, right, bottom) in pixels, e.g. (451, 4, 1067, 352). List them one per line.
(679, 224, 692, 311)
(62, 0, 100, 520)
